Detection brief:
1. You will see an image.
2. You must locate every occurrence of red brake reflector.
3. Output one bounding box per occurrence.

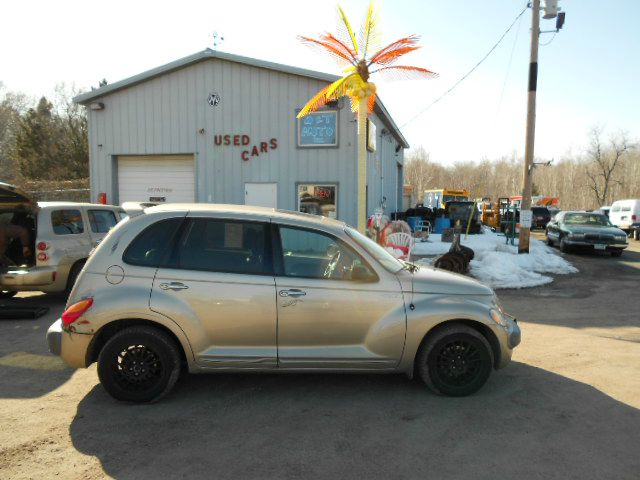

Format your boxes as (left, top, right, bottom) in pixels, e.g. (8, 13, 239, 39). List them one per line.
(37, 242, 49, 251)
(37, 252, 48, 262)
(62, 298, 94, 327)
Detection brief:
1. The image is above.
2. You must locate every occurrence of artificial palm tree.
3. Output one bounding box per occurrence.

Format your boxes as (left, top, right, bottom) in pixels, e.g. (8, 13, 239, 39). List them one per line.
(297, 2, 437, 232)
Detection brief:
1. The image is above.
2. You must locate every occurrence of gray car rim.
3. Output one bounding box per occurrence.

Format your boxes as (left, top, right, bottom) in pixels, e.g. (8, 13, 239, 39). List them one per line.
(113, 344, 163, 392)
(434, 339, 482, 387)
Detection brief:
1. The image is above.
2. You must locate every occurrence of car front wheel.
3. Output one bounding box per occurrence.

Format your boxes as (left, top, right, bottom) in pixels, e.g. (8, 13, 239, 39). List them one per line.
(97, 326, 181, 403)
(416, 324, 494, 397)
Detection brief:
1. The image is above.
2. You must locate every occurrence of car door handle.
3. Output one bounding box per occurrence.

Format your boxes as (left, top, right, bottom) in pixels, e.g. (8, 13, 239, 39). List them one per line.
(159, 282, 189, 291)
(279, 289, 306, 298)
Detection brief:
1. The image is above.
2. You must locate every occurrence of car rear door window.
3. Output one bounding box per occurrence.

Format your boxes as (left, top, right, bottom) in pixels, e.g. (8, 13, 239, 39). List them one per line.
(88, 209, 118, 233)
(170, 219, 272, 275)
(51, 209, 84, 235)
(123, 218, 183, 267)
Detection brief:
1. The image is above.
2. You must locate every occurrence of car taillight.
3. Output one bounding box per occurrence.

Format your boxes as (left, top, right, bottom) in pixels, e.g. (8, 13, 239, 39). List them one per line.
(37, 242, 49, 251)
(62, 298, 94, 327)
(633, 215, 637, 221)
(37, 252, 49, 262)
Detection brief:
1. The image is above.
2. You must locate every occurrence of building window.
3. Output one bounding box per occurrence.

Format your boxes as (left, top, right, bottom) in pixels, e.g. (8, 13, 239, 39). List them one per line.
(297, 184, 337, 219)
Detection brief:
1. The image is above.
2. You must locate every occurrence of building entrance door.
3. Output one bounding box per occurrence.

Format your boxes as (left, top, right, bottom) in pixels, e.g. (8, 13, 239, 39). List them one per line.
(245, 183, 277, 209)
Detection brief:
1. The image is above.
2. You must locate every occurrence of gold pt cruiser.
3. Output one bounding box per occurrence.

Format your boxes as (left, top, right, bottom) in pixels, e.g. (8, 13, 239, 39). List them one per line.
(47, 204, 520, 402)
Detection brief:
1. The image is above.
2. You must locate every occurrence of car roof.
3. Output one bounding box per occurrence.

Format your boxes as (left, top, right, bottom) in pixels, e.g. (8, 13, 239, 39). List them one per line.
(144, 203, 347, 228)
(37, 202, 121, 208)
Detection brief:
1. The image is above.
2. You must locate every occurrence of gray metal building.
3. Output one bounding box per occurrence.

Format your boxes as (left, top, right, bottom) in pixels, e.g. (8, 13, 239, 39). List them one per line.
(74, 49, 408, 227)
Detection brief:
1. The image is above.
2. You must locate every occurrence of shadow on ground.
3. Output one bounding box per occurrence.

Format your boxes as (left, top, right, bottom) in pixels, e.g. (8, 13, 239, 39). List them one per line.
(0, 293, 73, 398)
(70, 364, 640, 480)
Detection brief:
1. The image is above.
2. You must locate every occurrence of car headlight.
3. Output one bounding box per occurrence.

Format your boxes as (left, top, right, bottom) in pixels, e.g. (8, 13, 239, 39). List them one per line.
(568, 233, 584, 239)
(490, 309, 508, 327)
(615, 235, 627, 242)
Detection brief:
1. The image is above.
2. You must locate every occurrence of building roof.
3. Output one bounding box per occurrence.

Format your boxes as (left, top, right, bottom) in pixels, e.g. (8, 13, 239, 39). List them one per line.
(73, 48, 409, 148)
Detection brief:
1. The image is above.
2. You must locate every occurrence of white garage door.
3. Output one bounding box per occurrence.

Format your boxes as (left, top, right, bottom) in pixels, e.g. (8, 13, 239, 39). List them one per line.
(117, 155, 195, 203)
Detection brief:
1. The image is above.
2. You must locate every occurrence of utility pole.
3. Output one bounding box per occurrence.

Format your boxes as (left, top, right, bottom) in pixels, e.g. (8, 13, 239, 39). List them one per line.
(519, 0, 540, 254)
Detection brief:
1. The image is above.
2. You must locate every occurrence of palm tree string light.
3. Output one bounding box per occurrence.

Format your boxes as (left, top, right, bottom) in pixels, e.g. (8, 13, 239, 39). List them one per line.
(297, 2, 437, 232)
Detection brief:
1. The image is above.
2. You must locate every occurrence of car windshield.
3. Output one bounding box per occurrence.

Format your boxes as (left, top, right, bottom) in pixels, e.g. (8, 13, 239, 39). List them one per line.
(345, 227, 403, 273)
(564, 213, 611, 226)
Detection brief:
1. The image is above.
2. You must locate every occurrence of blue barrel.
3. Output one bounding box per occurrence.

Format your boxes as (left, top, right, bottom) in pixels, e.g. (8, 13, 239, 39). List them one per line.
(406, 216, 421, 232)
(434, 217, 451, 234)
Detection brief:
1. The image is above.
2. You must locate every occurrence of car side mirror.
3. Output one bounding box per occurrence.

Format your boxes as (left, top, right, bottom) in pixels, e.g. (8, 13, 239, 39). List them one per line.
(352, 265, 376, 282)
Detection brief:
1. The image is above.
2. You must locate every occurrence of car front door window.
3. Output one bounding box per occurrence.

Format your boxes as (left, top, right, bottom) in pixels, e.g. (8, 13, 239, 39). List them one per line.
(278, 227, 374, 281)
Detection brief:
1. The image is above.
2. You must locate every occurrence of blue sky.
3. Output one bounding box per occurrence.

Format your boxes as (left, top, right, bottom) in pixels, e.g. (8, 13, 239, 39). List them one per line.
(1, 0, 638, 164)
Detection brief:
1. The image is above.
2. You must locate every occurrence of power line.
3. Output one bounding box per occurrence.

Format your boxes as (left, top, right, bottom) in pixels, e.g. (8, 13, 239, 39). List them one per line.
(399, 5, 529, 129)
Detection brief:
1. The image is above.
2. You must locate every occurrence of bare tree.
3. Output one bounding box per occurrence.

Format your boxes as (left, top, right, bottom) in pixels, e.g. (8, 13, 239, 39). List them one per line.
(584, 126, 635, 207)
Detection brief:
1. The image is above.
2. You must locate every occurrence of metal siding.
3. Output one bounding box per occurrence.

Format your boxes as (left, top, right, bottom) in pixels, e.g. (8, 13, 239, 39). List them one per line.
(88, 57, 409, 227)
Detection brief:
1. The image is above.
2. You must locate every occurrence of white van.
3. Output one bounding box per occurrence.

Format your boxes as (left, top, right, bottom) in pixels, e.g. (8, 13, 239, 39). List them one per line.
(609, 199, 640, 233)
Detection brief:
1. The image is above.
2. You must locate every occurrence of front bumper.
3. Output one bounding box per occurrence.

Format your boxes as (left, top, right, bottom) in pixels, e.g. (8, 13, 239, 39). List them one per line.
(564, 239, 627, 251)
(46, 318, 93, 368)
(505, 314, 521, 349)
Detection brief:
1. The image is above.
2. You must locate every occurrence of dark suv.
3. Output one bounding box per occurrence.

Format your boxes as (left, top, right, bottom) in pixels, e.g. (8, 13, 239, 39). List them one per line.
(531, 207, 551, 230)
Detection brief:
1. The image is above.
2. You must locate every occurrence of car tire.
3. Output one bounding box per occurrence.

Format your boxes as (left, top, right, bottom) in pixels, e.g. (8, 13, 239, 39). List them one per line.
(416, 324, 494, 397)
(97, 326, 181, 403)
(611, 250, 622, 257)
(64, 261, 85, 298)
(546, 233, 553, 246)
(559, 237, 569, 253)
(0, 290, 17, 299)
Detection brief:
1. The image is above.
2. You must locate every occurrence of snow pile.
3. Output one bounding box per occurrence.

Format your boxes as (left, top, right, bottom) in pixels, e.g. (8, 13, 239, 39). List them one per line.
(413, 228, 578, 289)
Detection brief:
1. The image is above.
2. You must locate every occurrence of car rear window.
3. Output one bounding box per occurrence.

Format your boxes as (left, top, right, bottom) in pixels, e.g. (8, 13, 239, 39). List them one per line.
(88, 209, 118, 233)
(123, 218, 183, 267)
(51, 209, 84, 235)
(168, 218, 272, 275)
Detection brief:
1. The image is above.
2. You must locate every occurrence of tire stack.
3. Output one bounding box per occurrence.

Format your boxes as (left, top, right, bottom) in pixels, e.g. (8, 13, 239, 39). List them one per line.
(434, 245, 474, 274)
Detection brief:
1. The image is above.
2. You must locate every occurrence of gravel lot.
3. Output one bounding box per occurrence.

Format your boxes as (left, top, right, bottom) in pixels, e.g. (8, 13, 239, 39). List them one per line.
(1, 234, 639, 479)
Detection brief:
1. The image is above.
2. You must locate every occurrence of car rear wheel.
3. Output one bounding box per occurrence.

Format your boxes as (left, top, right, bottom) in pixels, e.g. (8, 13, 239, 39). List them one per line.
(416, 324, 494, 397)
(97, 326, 181, 403)
(0, 290, 17, 299)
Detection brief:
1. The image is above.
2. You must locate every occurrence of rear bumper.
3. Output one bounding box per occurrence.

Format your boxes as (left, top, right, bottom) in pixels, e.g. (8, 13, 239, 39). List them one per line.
(1, 266, 57, 288)
(47, 319, 63, 356)
(46, 318, 93, 368)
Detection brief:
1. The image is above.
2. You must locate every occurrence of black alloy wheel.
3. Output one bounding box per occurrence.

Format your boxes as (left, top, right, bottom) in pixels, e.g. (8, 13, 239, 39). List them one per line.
(97, 326, 181, 403)
(417, 325, 494, 397)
